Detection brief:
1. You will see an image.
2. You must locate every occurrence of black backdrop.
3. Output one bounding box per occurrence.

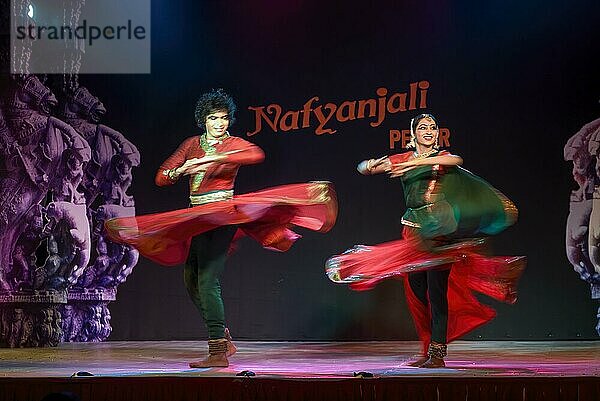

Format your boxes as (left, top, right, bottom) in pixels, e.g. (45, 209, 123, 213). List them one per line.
(72, 0, 600, 341)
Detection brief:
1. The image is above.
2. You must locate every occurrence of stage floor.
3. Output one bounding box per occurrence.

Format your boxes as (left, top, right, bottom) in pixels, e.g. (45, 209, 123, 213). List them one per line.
(2, 341, 600, 401)
(1, 340, 599, 378)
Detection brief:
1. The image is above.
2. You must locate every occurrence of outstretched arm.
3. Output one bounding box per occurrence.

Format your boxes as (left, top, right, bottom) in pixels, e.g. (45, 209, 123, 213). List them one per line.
(400, 153, 463, 168)
(155, 137, 265, 186)
(389, 152, 462, 178)
(357, 156, 391, 175)
(220, 139, 265, 165)
(174, 142, 265, 177)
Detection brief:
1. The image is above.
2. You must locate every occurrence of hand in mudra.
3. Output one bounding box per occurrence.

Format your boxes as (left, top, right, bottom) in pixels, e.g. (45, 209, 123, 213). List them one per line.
(179, 154, 226, 175)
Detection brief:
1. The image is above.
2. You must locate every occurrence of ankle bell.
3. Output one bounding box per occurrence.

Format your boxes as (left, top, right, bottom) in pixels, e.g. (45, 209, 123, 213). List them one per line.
(427, 341, 447, 359)
(208, 339, 228, 355)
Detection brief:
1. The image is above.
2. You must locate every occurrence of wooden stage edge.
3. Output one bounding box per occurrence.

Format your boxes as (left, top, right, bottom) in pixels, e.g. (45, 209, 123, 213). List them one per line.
(1, 340, 599, 401)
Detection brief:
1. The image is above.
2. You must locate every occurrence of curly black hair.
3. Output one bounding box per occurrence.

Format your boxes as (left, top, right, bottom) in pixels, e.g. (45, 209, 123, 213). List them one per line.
(194, 88, 237, 130)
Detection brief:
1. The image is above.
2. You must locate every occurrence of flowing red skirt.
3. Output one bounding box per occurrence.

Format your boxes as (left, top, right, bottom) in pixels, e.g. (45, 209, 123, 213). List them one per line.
(326, 227, 525, 351)
(105, 182, 337, 266)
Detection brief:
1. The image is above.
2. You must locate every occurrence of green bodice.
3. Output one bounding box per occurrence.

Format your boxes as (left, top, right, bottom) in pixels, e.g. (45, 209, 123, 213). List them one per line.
(400, 155, 517, 239)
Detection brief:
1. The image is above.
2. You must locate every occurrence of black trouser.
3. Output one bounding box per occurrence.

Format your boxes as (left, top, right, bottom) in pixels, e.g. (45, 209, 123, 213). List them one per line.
(407, 266, 451, 344)
(183, 225, 237, 340)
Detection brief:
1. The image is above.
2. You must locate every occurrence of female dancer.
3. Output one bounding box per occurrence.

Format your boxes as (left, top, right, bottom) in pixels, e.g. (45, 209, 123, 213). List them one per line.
(106, 89, 337, 368)
(326, 113, 524, 368)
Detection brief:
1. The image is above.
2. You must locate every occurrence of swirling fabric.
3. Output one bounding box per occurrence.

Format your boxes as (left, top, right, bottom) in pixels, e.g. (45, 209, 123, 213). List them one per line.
(106, 182, 337, 266)
(326, 151, 525, 349)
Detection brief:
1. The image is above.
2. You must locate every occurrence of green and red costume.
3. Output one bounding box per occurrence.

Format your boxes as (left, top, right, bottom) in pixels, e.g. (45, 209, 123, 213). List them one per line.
(326, 150, 524, 351)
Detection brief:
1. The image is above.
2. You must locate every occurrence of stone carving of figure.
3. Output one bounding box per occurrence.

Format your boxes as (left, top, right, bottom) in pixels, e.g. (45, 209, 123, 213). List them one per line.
(49, 308, 63, 346)
(565, 117, 600, 334)
(0, 75, 88, 292)
(98, 304, 112, 341)
(76, 235, 110, 288)
(79, 304, 102, 342)
(5, 308, 33, 348)
(59, 84, 140, 293)
(102, 151, 138, 207)
(51, 137, 91, 204)
(0, 309, 7, 345)
(59, 85, 140, 207)
(565, 118, 600, 290)
(8, 308, 24, 348)
(565, 120, 599, 280)
(60, 303, 83, 343)
(8, 205, 45, 289)
(586, 123, 600, 284)
(35, 307, 62, 347)
(1, 76, 140, 346)
(60, 304, 76, 342)
(0, 105, 17, 291)
(34, 233, 74, 291)
(37, 201, 91, 289)
(77, 235, 124, 288)
(20, 311, 34, 347)
(90, 204, 139, 288)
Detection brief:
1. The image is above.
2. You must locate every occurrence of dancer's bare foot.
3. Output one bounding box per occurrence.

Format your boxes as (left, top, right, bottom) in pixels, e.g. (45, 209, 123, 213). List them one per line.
(189, 353, 228, 368)
(405, 355, 429, 367)
(419, 356, 445, 368)
(189, 339, 229, 368)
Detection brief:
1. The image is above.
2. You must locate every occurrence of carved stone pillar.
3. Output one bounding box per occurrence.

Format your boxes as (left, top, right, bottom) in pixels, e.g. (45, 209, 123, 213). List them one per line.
(0, 76, 140, 347)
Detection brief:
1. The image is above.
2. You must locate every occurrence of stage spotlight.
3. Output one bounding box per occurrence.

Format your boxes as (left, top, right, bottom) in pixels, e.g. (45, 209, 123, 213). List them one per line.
(70, 371, 94, 377)
(353, 371, 373, 378)
(236, 370, 256, 377)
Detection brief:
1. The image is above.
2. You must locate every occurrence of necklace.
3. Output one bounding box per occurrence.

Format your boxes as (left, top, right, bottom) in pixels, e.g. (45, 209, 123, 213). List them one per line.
(193, 132, 230, 192)
(200, 132, 230, 155)
(413, 148, 437, 159)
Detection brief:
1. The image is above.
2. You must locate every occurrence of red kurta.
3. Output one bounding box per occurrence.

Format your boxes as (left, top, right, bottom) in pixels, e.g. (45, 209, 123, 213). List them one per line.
(106, 134, 338, 266)
(154, 135, 264, 193)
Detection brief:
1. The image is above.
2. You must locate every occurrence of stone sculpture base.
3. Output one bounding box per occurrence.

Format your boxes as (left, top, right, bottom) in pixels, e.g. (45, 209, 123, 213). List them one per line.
(0, 288, 116, 347)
